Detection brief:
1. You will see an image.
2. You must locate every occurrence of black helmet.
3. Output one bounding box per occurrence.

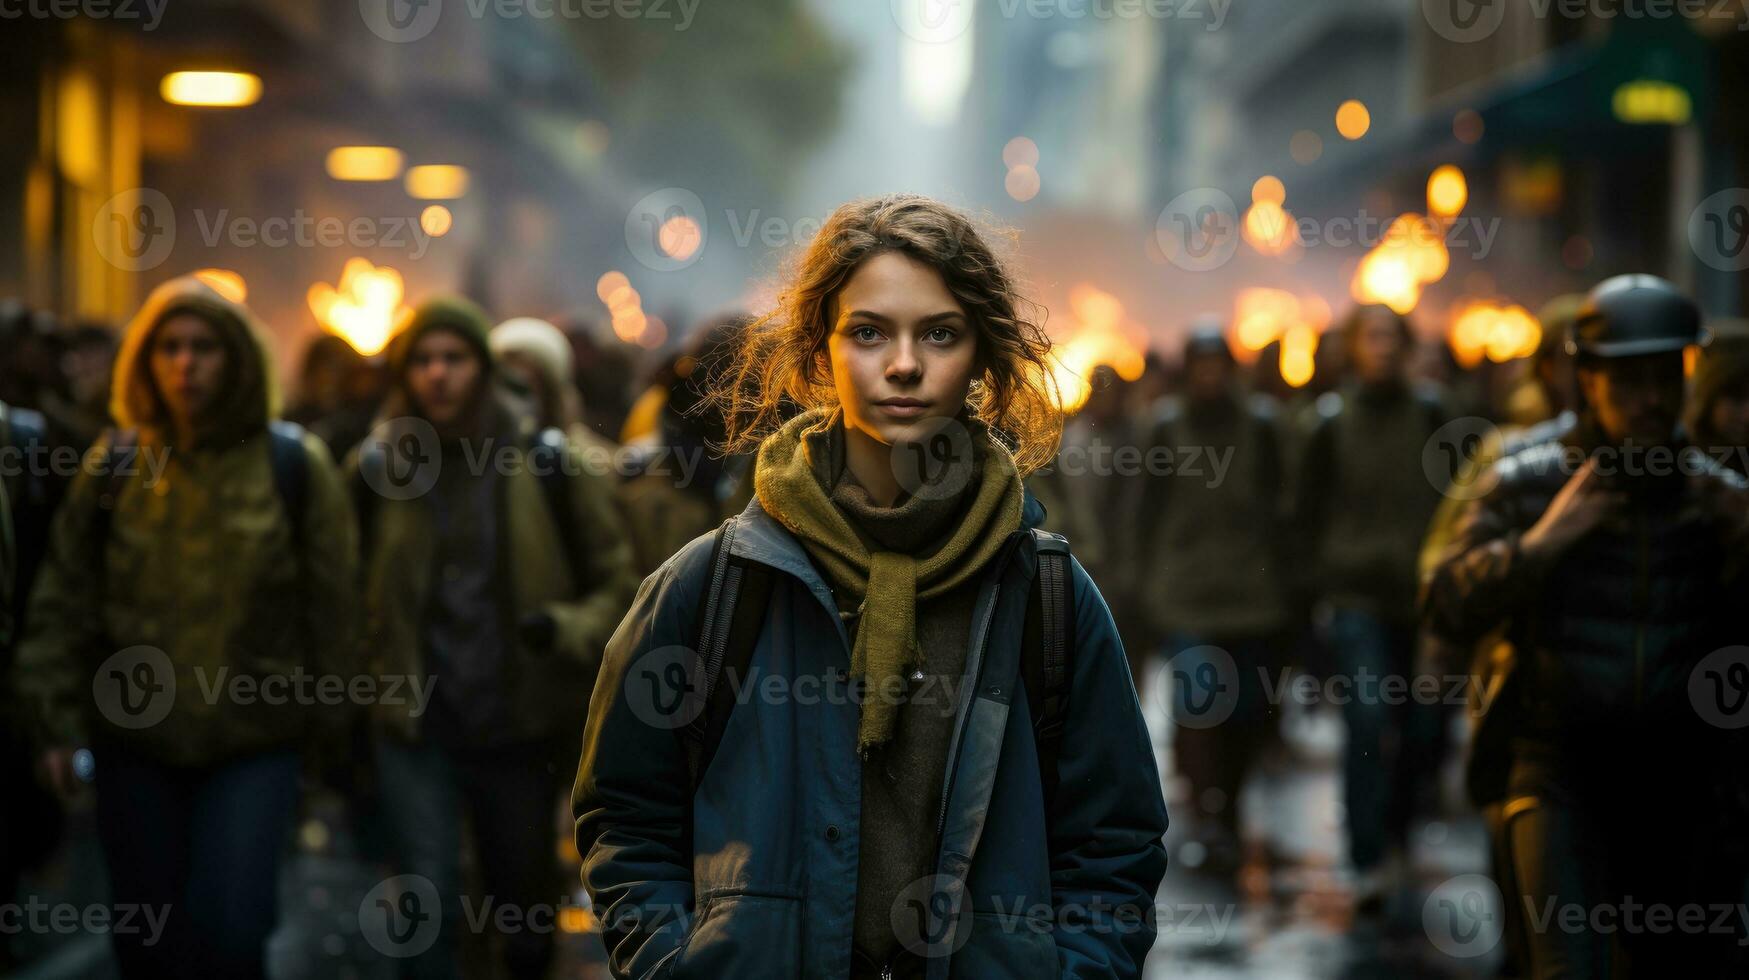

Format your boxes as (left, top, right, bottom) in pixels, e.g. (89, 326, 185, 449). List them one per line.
(1566, 274, 1701, 359)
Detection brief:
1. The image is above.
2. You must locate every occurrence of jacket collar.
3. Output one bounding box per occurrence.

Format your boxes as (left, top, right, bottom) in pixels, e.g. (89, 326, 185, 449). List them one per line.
(730, 494, 829, 592)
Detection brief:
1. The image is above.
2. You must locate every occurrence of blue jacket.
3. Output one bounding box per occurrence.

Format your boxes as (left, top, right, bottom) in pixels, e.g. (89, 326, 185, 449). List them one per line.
(573, 494, 1168, 978)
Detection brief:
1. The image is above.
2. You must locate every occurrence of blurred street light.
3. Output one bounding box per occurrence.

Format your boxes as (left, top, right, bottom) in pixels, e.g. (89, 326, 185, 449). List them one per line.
(419, 204, 453, 237)
(1427, 165, 1468, 218)
(657, 214, 702, 261)
(1612, 80, 1692, 125)
(160, 71, 262, 107)
(1351, 214, 1449, 314)
(1044, 284, 1147, 414)
(1335, 99, 1371, 140)
(326, 146, 404, 181)
(1280, 323, 1317, 388)
(405, 165, 471, 200)
(1450, 300, 1540, 367)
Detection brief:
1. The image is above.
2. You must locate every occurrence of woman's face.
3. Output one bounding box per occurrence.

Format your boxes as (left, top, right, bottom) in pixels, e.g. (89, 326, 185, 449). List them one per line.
(827, 251, 979, 449)
(149, 313, 228, 428)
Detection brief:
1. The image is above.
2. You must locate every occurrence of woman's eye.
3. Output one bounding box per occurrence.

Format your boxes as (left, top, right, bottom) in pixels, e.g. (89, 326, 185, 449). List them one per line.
(926, 327, 958, 344)
(852, 326, 882, 343)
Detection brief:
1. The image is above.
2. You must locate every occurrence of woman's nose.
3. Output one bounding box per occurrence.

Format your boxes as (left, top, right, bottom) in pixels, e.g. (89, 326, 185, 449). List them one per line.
(887, 343, 920, 380)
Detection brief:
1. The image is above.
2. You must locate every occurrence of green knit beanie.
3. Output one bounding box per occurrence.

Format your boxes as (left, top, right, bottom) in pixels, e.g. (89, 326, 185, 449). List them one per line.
(388, 296, 494, 378)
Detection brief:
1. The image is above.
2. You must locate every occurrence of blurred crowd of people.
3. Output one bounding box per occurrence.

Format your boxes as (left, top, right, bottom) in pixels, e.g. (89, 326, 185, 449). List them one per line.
(2, 257, 1748, 977)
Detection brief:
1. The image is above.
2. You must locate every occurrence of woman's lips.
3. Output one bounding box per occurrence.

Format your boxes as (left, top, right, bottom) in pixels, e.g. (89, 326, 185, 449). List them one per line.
(875, 400, 929, 419)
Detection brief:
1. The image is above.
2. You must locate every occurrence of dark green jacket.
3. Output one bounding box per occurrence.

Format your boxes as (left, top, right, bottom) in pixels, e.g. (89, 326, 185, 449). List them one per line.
(351, 417, 638, 743)
(1294, 381, 1449, 622)
(14, 278, 360, 767)
(1133, 391, 1289, 638)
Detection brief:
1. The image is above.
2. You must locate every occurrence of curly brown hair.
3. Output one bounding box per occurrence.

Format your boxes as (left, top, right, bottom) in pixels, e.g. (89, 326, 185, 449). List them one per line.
(708, 193, 1063, 474)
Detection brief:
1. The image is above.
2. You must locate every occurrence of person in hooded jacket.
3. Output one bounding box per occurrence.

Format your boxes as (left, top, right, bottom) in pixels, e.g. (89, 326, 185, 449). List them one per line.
(12, 277, 359, 979)
(573, 194, 1168, 979)
(351, 297, 636, 980)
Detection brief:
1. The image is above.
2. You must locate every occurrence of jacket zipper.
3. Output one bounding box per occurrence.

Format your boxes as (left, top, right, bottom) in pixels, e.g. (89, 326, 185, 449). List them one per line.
(937, 584, 1007, 840)
(934, 540, 1014, 841)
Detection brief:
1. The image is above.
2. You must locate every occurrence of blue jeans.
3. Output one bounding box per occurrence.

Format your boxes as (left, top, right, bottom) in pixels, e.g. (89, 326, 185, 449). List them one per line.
(373, 737, 563, 980)
(95, 747, 302, 979)
(1325, 608, 1437, 873)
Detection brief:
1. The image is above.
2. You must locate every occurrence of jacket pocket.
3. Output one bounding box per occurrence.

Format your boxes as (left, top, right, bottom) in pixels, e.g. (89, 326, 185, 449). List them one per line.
(672, 891, 803, 978)
(952, 910, 1058, 979)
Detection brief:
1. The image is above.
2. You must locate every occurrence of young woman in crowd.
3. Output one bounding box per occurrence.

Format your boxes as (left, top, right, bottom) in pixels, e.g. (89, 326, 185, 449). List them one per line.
(573, 193, 1168, 978)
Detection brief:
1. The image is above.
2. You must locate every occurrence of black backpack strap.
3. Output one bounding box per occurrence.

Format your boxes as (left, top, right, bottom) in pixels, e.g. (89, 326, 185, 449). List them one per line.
(681, 516, 773, 792)
(530, 427, 589, 590)
(1023, 527, 1075, 809)
(266, 420, 312, 547)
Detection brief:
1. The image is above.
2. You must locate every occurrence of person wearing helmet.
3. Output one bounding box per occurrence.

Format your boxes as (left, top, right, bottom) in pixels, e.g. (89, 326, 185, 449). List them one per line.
(1414, 293, 1584, 979)
(1425, 275, 1749, 976)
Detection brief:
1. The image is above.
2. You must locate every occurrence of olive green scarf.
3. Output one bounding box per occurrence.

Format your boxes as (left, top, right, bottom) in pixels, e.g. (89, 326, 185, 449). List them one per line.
(755, 407, 1024, 755)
